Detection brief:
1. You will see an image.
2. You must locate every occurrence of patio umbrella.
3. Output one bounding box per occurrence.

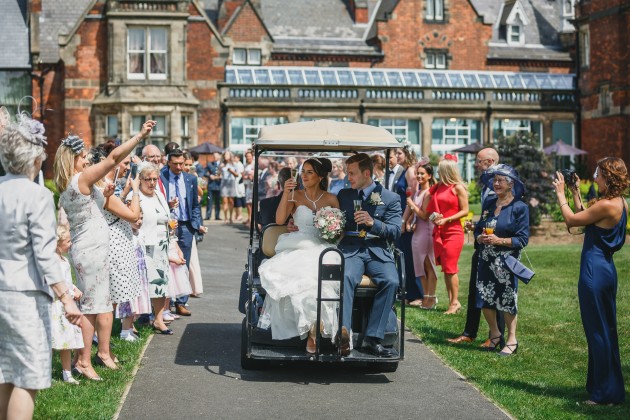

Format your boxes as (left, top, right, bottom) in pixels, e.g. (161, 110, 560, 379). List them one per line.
(451, 142, 483, 154)
(187, 142, 224, 154)
(542, 142, 587, 156)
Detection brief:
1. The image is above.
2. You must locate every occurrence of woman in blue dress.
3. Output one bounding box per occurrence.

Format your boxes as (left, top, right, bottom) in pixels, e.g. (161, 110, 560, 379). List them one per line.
(474, 165, 529, 356)
(553, 157, 629, 405)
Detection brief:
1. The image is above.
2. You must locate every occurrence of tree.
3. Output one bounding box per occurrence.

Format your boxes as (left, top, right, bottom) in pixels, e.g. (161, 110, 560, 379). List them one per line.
(495, 132, 555, 226)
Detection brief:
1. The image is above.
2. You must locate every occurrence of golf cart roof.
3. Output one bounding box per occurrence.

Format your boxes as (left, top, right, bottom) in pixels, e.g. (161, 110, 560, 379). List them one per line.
(255, 120, 400, 152)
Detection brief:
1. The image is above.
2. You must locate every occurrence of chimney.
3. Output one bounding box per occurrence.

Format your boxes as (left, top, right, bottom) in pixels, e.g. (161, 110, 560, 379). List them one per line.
(345, 0, 369, 24)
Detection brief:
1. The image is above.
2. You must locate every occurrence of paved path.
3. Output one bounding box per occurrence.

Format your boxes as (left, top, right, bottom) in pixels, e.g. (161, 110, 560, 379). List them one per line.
(118, 223, 509, 419)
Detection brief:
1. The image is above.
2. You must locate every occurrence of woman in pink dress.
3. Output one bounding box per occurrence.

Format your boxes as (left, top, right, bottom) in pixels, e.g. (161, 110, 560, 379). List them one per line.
(403, 160, 438, 309)
(426, 155, 469, 314)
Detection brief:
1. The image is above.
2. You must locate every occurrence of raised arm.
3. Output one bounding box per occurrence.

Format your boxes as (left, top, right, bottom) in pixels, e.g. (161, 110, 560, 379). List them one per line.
(275, 178, 297, 224)
(104, 173, 141, 223)
(79, 120, 155, 194)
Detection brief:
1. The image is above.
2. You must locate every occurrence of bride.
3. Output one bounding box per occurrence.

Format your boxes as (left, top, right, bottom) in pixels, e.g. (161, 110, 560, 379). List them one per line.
(258, 157, 341, 353)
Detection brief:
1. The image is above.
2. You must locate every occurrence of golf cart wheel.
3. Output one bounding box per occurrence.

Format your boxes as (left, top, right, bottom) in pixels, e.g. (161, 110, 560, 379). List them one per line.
(240, 318, 267, 370)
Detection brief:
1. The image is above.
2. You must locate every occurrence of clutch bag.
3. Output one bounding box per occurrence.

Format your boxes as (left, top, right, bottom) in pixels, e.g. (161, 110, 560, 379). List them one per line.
(502, 254, 535, 284)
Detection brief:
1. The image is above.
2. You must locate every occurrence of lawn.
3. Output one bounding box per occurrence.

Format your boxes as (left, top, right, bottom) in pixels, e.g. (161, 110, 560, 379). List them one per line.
(33, 323, 152, 420)
(405, 243, 630, 419)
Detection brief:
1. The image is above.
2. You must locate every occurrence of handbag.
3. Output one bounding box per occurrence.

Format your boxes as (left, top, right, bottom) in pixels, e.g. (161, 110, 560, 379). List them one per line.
(501, 239, 535, 284)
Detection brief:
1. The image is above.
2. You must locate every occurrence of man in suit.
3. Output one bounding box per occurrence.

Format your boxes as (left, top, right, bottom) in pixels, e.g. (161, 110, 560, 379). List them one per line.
(257, 157, 271, 199)
(337, 153, 402, 357)
(257, 167, 291, 231)
(386, 148, 405, 191)
(204, 151, 221, 220)
(447, 147, 505, 347)
(160, 147, 206, 316)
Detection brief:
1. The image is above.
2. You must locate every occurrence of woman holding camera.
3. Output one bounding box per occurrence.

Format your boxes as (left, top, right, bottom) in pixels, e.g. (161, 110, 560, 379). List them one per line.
(553, 157, 628, 405)
(475, 164, 529, 356)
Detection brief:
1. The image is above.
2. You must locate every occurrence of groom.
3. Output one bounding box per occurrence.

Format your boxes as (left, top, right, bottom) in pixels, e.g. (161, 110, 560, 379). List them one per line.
(337, 153, 402, 357)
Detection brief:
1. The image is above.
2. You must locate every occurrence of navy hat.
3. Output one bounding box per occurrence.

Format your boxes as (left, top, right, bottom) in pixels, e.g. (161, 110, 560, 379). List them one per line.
(480, 164, 525, 199)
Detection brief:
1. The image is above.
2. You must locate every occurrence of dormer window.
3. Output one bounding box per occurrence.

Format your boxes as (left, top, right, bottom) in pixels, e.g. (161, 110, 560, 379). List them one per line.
(508, 25, 522, 45)
(233, 48, 262, 66)
(425, 0, 444, 22)
(499, 0, 528, 46)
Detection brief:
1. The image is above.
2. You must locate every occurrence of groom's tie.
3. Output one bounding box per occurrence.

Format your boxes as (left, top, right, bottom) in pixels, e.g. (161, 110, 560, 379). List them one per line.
(358, 190, 365, 201)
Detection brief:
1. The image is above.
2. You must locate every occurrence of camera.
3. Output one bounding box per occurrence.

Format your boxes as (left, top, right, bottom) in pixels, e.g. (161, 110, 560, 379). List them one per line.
(561, 169, 577, 185)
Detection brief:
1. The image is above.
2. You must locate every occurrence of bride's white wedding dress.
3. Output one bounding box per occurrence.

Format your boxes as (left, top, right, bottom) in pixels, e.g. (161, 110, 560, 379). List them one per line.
(258, 205, 340, 340)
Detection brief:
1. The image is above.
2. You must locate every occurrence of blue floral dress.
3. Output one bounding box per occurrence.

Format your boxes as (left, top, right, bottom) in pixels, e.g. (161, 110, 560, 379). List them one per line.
(474, 197, 529, 314)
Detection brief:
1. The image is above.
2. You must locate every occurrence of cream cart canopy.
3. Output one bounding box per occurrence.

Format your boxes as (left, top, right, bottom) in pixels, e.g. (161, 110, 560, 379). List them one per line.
(254, 120, 400, 152)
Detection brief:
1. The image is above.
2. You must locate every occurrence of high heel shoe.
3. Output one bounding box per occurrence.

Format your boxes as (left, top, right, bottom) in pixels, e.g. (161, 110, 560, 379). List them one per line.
(499, 342, 518, 356)
(421, 295, 437, 310)
(72, 366, 103, 381)
(444, 301, 461, 315)
(486, 335, 502, 352)
(94, 354, 118, 370)
(306, 323, 317, 354)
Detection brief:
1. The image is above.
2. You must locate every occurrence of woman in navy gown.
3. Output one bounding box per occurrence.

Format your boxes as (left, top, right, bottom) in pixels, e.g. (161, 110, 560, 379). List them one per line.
(553, 157, 629, 405)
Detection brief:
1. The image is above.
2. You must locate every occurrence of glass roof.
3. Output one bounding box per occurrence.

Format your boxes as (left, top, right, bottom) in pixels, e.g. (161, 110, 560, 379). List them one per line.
(225, 66, 575, 91)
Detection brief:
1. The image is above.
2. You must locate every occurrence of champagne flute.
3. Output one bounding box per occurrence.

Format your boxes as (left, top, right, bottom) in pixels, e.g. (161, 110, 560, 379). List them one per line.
(288, 168, 299, 202)
(484, 219, 497, 236)
(353, 199, 362, 231)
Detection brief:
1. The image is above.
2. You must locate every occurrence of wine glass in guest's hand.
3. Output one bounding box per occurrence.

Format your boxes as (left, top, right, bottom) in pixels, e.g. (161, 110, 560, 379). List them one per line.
(484, 219, 497, 236)
(353, 199, 362, 230)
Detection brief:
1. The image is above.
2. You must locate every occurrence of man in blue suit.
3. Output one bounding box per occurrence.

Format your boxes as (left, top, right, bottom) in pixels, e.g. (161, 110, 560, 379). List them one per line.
(337, 153, 402, 357)
(160, 147, 206, 316)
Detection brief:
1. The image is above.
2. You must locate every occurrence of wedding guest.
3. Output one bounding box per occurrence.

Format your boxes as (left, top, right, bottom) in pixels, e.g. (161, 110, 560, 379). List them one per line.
(219, 150, 238, 223)
(136, 163, 173, 334)
(243, 149, 255, 226)
(447, 148, 505, 347)
(553, 157, 628, 405)
(371, 153, 386, 186)
(426, 155, 469, 314)
(0, 110, 82, 419)
(233, 153, 246, 223)
(265, 161, 280, 198)
(329, 159, 348, 195)
(257, 157, 271, 199)
(403, 160, 438, 309)
(257, 167, 292, 231)
(392, 147, 423, 306)
(52, 225, 84, 385)
(475, 165, 529, 356)
(160, 148, 206, 316)
(205, 151, 222, 220)
(183, 154, 204, 297)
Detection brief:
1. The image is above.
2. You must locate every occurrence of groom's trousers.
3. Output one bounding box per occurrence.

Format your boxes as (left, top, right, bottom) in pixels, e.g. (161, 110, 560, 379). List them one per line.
(343, 248, 398, 340)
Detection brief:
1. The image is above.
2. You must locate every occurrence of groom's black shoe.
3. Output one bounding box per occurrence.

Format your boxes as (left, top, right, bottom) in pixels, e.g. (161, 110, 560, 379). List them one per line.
(361, 337, 393, 357)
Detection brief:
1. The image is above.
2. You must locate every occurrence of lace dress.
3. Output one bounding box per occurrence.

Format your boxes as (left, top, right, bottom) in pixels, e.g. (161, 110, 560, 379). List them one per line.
(258, 205, 340, 340)
(59, 174, 111, 314)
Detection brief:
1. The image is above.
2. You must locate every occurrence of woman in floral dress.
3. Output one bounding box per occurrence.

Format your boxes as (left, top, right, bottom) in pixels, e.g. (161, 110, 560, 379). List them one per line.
(474, 164, 529, 356)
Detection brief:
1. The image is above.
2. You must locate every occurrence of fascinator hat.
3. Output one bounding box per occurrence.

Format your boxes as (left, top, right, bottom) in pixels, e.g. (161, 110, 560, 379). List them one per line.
(60, 134, 85, 155)
(480, 164, 525, 199)
(0, 105, 48, 147)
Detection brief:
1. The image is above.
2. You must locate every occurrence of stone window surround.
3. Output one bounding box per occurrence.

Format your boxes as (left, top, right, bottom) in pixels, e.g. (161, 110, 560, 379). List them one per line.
(127, 26, 169, 81)
(232, 47, 263, 66)
(423, 49, 449, 69)
(424, 0, 446, 23)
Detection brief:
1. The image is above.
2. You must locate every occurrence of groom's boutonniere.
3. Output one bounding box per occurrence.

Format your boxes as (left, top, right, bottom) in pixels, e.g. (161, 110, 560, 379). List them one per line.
(369, 192, 384, 206)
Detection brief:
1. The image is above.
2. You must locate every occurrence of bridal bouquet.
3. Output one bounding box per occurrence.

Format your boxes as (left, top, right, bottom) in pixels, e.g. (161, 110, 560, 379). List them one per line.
(314, 207, 346, 243)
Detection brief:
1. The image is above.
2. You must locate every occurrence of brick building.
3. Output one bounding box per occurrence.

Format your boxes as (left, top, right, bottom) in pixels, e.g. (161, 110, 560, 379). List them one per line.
(575, 0, 630, 171)
(1, 0, 583, 179)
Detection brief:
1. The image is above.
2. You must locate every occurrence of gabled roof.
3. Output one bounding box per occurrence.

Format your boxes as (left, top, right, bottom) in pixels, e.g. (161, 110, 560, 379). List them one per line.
(470, 0, 572, 62)
(0, 0, 30, 69)
(39, 0, 90, 63)
(222, 0, 274, 41)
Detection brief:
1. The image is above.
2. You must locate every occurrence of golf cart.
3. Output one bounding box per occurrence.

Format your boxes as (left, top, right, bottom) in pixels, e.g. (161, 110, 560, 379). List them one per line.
(238, 120, 406, 372)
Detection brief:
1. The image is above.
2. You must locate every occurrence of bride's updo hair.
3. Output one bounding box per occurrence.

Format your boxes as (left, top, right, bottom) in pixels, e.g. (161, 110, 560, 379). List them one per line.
(304, 157, 332, 191)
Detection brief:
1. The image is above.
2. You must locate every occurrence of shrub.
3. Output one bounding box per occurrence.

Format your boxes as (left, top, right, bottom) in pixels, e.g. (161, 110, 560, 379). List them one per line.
(467, 179, 481, 204)
(45, 179, 60, 208)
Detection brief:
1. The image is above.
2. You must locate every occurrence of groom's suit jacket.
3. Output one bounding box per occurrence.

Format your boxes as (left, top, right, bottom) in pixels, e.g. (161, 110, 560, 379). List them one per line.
(337, 183, 402, 262)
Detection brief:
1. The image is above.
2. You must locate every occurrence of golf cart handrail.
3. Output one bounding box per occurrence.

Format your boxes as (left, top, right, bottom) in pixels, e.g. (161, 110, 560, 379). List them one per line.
(255, 120, 400, 152)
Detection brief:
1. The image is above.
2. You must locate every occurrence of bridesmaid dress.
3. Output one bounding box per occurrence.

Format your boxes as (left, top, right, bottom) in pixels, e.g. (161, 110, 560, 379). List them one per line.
(578, 197, 626, 404)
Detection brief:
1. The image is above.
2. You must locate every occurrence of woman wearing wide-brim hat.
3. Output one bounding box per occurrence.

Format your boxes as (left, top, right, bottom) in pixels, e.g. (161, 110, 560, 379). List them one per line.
(474, 164, 530, 356)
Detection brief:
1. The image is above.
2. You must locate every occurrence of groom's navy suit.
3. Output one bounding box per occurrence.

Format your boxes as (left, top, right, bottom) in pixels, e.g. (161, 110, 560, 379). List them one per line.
(337, 183, 402, 340)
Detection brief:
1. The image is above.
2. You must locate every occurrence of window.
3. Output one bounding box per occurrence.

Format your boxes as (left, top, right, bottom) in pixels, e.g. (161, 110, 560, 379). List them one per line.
(508, 25, 523, 45)
(492, 119, 542, 147)
(425, 0, 444, 22)
(229, 117, 288, 154)
(425, 51, 447, 69)
(106, 116, 119, 139)
(579, 28, 590, 68)
(232, 48, 262, 65)
(431, 118, 482, 181)
(181, 115, 190, 149)
(127, 27, 167, 80)
(552, 121, 575, 169)
(367, 118, 421, 155)
(563, 0, 574, 17)
(131, 115, 168, 150)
